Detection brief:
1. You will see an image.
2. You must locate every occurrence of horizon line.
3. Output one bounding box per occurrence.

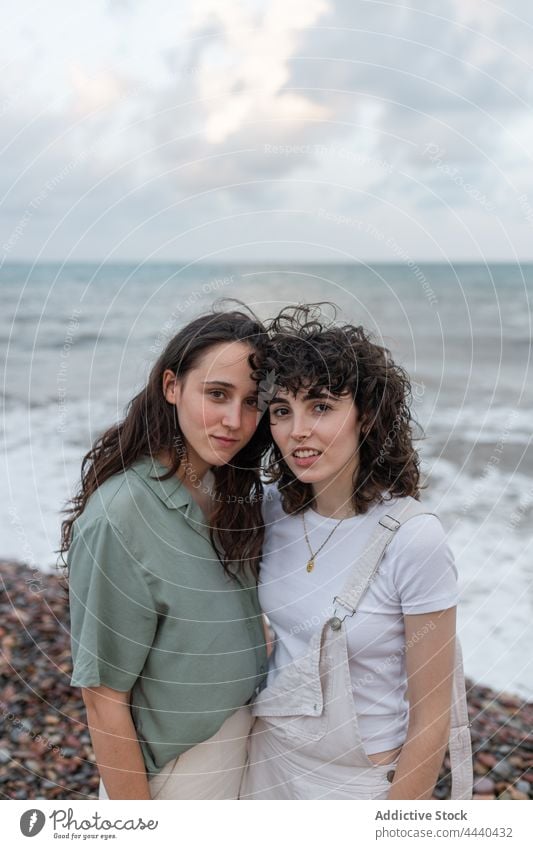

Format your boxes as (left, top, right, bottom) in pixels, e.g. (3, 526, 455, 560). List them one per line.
(2, 259, 533, 267)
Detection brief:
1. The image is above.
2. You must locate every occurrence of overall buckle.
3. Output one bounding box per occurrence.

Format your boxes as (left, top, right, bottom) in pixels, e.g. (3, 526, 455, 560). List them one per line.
(379, 515, 401, 531)
(329, 596, 356, 630)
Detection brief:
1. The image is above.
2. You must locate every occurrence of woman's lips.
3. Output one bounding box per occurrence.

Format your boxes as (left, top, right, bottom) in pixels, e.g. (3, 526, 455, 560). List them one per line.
(291, 450, 322, 467)
(211, 435, 239, 448)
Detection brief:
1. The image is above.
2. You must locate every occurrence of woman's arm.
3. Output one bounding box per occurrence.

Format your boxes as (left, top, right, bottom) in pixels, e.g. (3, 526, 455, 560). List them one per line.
(82, 685, 151, 800)
(387, 607, 456, 800)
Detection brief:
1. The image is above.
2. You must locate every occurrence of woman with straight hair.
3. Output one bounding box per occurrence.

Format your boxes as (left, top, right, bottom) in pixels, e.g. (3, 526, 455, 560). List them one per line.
(62, 305, 271, 799)
(241, 304, 472, 801)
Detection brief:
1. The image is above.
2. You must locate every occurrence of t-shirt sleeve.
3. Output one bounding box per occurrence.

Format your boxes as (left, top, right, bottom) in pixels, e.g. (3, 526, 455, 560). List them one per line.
(389, 514, 459, 614)
(68, 516, 158, 691)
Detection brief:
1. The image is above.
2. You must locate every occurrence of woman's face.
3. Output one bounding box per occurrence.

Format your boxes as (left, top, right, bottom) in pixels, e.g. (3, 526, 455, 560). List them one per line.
(269, 386, 362, 491)
(163, 341, 260, 473)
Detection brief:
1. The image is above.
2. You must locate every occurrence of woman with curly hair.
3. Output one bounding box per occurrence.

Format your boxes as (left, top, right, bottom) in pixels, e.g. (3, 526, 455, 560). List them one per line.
(241, 304, 472, 800)
(62, 305, 271, 799)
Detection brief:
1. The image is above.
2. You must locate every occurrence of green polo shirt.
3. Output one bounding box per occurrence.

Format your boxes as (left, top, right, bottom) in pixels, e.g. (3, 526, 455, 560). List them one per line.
(68, 455, 267, 774)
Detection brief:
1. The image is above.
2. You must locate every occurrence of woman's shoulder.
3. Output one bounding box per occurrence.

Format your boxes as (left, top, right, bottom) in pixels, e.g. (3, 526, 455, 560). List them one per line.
(372, 495, 452, 568)
(260, 481, 286, 523)
(74, 472, 127, 527)
(73, 462, 158, 539)
(376, 497, 458, 607)
(373, 495, 445, 539)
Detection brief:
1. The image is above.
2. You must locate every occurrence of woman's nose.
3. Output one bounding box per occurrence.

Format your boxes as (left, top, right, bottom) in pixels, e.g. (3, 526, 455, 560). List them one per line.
(290, 416, 312, 440)
(221, 403, 241, 430)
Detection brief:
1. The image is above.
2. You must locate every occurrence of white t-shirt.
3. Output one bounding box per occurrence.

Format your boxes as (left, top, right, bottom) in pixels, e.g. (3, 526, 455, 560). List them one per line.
(259, 485, 458, 755)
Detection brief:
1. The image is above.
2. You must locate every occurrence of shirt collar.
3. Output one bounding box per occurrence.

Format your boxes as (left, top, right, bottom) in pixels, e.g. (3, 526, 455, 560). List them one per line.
(131, 455, 212, 542)
(131, 456, 191, 510)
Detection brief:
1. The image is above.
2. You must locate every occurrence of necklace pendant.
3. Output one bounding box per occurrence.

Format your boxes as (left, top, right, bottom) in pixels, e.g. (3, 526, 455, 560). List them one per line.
(306, 558, 315, 573)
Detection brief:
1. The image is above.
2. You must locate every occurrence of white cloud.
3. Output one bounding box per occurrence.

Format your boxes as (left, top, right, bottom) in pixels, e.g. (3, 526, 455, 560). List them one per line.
(190, 0, 329, 142)
(68, 65, 129, 114)
(0, 0, 532, 261)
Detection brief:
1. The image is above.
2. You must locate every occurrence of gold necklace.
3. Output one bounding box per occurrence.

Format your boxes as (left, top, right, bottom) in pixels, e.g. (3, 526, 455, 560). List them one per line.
(302, 510, 346, 573)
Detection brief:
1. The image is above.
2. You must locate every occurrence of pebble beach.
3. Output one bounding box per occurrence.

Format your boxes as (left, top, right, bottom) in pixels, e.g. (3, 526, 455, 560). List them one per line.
(1, 559, 532, 801)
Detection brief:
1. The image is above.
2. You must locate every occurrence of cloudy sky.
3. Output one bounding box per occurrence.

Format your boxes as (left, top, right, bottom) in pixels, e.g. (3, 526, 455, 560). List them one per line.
(1, 0, 533, 262)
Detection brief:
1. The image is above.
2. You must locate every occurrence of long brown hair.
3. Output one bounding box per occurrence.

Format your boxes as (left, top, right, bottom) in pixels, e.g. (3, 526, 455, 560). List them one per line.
(263, 303, 421, 515)
(60, 303, 272, 578)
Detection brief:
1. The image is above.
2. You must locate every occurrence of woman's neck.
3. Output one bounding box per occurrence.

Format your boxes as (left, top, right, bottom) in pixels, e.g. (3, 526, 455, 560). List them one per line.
(311, 481, 356, 519)
(310, 457, 360, 519)
(156, 447, 210, 482)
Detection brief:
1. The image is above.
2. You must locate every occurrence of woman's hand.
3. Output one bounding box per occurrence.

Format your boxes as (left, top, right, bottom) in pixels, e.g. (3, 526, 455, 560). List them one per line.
(82, 685, 152, 800)
(386, 607, 456, 800)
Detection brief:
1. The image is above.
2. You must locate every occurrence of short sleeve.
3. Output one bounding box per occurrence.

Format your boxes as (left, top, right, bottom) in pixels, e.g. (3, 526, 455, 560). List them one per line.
(68, 517, 157, 691)
(389, 515, 459, 614)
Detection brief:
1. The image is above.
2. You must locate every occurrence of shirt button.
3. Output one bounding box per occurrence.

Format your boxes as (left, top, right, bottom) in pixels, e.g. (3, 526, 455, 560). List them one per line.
(387, 770, 395, 783)
(329, 616, 342, 631)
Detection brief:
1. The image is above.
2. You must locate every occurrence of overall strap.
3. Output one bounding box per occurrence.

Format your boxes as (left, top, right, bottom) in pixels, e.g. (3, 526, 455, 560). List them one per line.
(449, 639, 474, 799)
(334, 499, 432, 615)
(333, 498, 473, 800)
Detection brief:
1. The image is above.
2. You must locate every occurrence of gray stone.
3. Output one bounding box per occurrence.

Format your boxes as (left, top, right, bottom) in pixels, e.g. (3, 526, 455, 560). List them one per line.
(492, 760, 512, 779)
(473, 776, 495, 794)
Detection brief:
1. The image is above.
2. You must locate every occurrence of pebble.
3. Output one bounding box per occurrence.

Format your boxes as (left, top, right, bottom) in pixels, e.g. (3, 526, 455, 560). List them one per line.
(25, 760, 41, 772)
(432, 784, 448, 799)
(499, 787, 529, 800)
(498, 694, 524, 709)
(473, 777, 495, 794)
(473, 761, 488, 775)
(2, 558, 533, 800)
(492, 760, 513, 780)
(477, 751, 497, 769)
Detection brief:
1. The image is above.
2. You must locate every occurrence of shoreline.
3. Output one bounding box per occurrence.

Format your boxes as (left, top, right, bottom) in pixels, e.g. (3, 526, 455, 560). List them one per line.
(1, 559, 532, 800)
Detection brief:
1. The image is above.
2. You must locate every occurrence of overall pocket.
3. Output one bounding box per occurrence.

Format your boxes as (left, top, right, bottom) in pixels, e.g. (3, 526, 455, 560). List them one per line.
(252, 641, 327, 743)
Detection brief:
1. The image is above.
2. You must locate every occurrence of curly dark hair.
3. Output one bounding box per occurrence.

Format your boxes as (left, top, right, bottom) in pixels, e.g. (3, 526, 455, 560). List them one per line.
(60, 302, 272, 580)
(263, 303, 422, 515)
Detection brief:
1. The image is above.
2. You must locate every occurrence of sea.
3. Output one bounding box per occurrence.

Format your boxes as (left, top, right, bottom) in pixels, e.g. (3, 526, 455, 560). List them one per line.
(1, 261, 532, 698)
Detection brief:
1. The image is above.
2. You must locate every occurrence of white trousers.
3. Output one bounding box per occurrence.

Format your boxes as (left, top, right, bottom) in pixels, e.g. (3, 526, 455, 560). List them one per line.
(99, 706, 253, 800)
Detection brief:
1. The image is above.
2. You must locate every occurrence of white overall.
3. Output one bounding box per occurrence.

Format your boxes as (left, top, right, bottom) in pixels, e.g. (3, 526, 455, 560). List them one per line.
(241, 501, 473, 800)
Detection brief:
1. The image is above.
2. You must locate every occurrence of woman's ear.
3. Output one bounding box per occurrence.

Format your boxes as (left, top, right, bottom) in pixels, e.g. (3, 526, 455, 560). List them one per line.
(162, 369, 181, 404)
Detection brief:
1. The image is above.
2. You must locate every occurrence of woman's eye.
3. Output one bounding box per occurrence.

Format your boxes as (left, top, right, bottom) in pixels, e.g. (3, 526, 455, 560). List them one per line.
(208, 390, 225, 400)
(315, 403, 332, 413)
(271, 407, 289, 417)
(245, 397, 259, 408)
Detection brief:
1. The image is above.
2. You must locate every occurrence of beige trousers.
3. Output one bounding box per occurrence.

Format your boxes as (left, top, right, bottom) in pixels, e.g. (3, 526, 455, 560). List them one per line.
(99, 706, 253, 800)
